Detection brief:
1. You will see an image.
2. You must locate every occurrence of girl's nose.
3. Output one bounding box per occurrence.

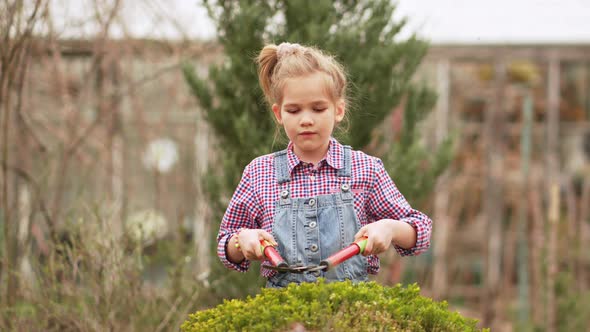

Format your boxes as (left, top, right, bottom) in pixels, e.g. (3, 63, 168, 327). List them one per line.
(300, 112, 313, 126)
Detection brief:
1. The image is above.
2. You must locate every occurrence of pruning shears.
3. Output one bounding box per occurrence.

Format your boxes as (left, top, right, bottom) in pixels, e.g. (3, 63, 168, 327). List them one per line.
(260, 236, 368, 274)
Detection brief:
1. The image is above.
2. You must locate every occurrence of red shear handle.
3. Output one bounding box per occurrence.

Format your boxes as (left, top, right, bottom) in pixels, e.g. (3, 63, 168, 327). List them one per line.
(320, 237, 368, 270)
(260, 240, 288, 267)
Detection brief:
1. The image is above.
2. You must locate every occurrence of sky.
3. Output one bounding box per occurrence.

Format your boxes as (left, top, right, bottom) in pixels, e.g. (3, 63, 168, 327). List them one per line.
(51, 0, 590, 44)
(394, 0, 590, 43)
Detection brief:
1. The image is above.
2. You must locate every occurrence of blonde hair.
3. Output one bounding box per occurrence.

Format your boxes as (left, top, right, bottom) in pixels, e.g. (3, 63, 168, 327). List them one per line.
(256, 43, 348, 107)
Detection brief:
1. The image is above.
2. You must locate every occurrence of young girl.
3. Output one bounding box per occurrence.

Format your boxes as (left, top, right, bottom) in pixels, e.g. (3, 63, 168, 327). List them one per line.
(217, 42, 432, 288)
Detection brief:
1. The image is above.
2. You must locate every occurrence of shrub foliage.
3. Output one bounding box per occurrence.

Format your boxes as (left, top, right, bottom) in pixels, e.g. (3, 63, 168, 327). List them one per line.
(182, 280, 486, 331)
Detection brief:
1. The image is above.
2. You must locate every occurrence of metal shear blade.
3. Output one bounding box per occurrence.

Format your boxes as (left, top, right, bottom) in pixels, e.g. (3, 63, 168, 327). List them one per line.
(262, 264, 327, 274)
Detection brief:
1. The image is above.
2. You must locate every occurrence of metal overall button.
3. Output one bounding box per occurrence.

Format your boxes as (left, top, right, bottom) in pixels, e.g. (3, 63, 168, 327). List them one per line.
(309, 221, 317, 229)
(341, 184, 350, 192)
(308, 198, 316, 206)
(281, 190, 289, 199)
(310, 244, 318, 252)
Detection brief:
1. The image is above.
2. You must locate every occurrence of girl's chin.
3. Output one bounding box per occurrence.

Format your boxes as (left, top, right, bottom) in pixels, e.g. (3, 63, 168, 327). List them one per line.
(295, 140, 325, 150)
(294, 142, 329, 157)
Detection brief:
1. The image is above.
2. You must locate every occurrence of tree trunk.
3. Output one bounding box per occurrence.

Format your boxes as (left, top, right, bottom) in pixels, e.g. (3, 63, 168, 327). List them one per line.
(1, 32, 30, 311)
(564, 179, 576, 274)
(578, 179, 590, 292)
(17, 186, 34, 293)
(529, 179, 545, 326)
(0, 48, 16, 310)
(517, 88, 533, 327)
(545, 57, 561, 332)
(482, 60, 506, 329)
(432, 59, 451, 299)
(193, 114, 210, 276)
(0, 2, 44, 311)
(109, 59, 124, 236)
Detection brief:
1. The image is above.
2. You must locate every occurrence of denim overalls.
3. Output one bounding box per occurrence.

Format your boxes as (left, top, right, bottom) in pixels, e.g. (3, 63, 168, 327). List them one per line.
(266, 146, 368, 288)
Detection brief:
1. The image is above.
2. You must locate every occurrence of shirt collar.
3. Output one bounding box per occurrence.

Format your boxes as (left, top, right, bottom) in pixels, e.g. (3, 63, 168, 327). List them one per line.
(286, 137, 344, 174)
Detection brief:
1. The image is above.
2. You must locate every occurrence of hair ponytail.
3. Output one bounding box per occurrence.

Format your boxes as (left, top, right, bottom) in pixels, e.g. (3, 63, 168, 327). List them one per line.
(256, 44, 279, 105)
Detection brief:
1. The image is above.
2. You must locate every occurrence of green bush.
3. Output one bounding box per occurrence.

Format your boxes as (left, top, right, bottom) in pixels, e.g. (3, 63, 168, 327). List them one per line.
(181, 280, 487, 332)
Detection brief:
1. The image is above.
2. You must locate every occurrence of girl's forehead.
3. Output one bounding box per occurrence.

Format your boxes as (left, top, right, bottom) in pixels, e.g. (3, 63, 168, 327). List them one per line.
(281, 72, 335, 104)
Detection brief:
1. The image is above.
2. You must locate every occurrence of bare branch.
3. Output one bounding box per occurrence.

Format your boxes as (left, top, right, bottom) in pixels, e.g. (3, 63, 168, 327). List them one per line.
(0, 158, 56, 246)
(6, 0, 45, 72)
(1, 1, 18, 51)
(143, 0, 191, 41)
(13, 28, 48, 153)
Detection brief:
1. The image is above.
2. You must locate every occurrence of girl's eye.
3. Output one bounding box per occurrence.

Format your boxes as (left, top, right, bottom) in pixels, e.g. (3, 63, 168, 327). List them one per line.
(313, 108, 327, 112)
(285, 109, 299, 113)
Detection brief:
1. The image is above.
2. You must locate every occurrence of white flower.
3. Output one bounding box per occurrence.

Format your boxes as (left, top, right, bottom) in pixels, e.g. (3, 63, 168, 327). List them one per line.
(125, 209, 168, 246)
(142, 138, 179, 173)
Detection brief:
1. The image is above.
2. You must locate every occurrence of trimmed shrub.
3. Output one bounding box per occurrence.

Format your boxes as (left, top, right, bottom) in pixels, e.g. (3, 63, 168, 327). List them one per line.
(181, 279, 487, 331)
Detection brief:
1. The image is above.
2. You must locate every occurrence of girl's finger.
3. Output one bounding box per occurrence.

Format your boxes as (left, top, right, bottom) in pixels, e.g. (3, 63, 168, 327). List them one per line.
(247, 242, 260, 260)
(354, 226, 368, 241)
(372, 242, 384, 255)
(256, 243, 265, 260)
(259, 231, 278, 246)
(243, 247, 253, 260)
(363, 236, 374, 256)
(253, 250, 263, 260)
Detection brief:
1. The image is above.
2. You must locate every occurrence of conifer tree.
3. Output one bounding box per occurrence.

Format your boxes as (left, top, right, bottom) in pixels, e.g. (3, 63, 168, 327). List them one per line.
(183, 0, 452, 296)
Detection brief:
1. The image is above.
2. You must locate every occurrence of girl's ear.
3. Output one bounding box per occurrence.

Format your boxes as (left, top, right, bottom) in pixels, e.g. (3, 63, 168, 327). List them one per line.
(335, 99, 345, 123)
(272, 103, 283, 124)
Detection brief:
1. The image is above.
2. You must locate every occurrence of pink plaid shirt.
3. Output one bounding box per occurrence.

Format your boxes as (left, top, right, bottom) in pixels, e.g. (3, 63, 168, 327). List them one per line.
(217, 138, 432, 277)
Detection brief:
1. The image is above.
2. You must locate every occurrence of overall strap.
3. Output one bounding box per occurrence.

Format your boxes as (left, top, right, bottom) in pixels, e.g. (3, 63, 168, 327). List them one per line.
(273, 149, 291, 184)
(337, 145, 352, 178)
(273, 149, 291, 206)
(338, 146, 353, 202)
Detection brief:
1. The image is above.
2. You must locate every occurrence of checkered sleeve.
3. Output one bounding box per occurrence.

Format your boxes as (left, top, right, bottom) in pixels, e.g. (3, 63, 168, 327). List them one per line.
(367, 157, 432, 256)
(217, 163, 261, 272)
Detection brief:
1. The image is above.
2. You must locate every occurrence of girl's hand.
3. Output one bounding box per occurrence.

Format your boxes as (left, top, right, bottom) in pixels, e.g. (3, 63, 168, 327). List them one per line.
(235, 229, 277, 261)
(354, 219, 396, 256)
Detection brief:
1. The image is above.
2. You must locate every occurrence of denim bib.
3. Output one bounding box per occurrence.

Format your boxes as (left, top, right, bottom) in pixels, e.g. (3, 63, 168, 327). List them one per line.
(266, 146, 368, 288)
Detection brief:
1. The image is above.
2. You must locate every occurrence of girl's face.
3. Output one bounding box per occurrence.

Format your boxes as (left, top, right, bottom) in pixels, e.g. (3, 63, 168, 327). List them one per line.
(272, 72, 345, 163)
